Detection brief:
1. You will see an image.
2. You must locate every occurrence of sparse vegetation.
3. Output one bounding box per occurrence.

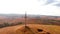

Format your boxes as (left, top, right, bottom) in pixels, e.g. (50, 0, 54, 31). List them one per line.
(0, 22, 23, 28)
(36, 19, 60, 25)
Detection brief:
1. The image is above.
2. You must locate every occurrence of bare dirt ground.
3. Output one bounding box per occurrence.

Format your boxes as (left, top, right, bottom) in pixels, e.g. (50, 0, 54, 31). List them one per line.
(0, 24, 60, 34)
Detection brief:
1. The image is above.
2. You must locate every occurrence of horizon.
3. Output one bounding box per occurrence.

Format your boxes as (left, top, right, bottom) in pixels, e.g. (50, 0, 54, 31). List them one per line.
(0, 14, 60, 16)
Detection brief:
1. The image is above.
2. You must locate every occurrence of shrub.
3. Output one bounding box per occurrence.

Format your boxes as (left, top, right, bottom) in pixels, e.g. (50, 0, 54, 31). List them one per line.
(0, 22, 23, 28)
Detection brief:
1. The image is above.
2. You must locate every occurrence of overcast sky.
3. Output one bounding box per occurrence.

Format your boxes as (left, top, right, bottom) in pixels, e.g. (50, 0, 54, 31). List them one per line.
(0, 0, 60, 16)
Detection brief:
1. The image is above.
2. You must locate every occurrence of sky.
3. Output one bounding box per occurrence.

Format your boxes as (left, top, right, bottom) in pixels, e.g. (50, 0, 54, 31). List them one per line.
(0, 0, 60, 16)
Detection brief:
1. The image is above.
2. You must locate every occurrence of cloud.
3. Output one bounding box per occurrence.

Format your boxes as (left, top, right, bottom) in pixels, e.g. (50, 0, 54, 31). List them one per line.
(40, 0, 60, 7)
(54, 2, 60, 7)
(0, 0, 60, 16)
(45, 0, 55, 5)
(37, 0, 60, 16)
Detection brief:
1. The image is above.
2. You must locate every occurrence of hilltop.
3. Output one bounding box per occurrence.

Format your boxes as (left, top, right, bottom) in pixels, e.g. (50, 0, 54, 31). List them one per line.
(0, 24, 60, 34)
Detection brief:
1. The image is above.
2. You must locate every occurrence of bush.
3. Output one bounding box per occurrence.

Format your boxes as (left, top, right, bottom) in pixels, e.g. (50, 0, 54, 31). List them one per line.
(0, 22, 23, 28)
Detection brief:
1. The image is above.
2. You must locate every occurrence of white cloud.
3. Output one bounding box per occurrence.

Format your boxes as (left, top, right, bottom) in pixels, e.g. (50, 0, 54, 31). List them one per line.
(0, 0, 39, 14)
(0, 0, 60, 16)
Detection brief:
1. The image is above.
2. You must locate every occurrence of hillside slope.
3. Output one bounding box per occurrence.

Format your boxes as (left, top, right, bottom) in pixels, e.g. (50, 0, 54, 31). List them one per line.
(0, 24, 60, 34)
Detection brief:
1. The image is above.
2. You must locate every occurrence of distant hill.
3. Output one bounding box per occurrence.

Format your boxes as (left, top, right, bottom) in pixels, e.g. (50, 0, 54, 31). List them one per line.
(0, 14, 60, 26)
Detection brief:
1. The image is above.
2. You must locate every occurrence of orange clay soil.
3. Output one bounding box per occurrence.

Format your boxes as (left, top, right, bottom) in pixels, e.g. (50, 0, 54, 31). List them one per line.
(0, 24, 60, 34)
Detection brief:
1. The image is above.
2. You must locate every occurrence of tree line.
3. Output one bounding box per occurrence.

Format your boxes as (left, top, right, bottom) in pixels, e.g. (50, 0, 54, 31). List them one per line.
(0, 22, 23, 28)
